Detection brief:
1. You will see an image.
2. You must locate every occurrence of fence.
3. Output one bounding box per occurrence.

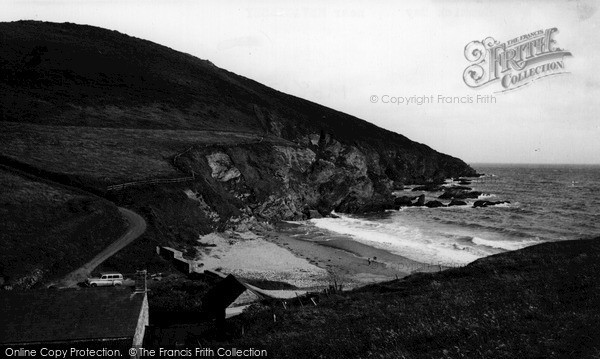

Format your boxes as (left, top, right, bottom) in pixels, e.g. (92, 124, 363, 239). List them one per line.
(106, 176, 195, 191)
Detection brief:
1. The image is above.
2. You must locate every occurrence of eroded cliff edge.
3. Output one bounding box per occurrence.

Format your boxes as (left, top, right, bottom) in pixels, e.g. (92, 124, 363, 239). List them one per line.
(174, 135, 475, 226)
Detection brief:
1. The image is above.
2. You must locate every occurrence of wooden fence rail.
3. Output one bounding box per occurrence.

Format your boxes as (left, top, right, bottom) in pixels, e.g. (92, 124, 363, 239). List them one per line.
(106, 175, 195, 191)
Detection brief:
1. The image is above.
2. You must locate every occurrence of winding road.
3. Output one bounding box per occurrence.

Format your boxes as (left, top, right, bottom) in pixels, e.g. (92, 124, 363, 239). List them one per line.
(57, 207, 147, 288)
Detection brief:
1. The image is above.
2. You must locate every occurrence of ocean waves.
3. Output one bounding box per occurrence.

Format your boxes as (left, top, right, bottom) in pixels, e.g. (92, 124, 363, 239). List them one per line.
(309, 214, 494, 266)
(306, 211, 546, 266)
(298, 165, 600, 268)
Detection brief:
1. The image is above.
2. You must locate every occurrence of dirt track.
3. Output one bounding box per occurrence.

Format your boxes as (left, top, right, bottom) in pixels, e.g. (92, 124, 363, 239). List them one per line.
(56, 207, 146, 288)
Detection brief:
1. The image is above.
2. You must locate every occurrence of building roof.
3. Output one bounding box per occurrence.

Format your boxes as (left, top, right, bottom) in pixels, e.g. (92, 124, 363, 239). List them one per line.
(202, 274, 248, 311)
(0, 287, 146, 345)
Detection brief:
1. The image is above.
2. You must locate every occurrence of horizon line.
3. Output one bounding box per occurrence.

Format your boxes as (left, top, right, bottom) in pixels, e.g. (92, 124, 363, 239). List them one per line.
(469, 162, 600, 166)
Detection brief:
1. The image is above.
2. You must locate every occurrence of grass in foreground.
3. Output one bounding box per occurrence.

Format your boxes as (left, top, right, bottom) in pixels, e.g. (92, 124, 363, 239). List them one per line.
(200, 238, 600, 359)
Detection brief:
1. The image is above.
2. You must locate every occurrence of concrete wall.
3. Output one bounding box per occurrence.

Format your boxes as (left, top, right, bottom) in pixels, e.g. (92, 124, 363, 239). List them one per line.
(156, 246, 193, 274)
(131, 293, 149, 359)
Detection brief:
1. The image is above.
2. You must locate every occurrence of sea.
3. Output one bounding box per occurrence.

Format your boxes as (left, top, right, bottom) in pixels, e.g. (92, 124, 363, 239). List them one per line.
(285, 164, 600, 267)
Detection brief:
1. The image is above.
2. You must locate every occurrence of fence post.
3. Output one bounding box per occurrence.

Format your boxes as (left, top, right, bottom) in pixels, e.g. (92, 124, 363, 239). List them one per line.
(295, 292, 303, 307)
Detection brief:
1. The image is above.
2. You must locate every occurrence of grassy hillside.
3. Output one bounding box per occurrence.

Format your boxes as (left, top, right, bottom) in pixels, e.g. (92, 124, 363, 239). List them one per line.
(200, 238, 600, 359)
(0, 20, 474, 179)
(0, 121, 293, 187)
(0, 166, 126, 288)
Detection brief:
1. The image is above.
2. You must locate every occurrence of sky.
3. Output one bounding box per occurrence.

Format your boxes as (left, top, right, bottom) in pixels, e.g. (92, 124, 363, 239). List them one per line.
(2, 0, 599, 164)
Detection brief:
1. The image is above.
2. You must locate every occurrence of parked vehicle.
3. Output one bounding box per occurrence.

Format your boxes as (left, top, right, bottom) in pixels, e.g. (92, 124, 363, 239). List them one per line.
(86, 272, 124, 287)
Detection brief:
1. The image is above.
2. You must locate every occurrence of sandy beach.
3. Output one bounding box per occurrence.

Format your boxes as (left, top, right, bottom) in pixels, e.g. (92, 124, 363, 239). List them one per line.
(195, 221, 437, 290)
(195, 231, 329, 288)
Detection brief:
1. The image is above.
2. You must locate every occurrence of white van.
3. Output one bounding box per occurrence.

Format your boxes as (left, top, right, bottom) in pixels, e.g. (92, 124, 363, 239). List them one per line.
(86, 272, 124, 287)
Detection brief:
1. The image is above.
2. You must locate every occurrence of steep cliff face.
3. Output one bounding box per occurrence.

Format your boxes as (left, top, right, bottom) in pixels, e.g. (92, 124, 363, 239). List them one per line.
(173, 131, 474, 224)
(0, 21, 476, 222)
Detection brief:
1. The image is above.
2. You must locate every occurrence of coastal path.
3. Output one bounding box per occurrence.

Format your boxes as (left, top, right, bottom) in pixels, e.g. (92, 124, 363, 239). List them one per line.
(55, 207, 147, 288)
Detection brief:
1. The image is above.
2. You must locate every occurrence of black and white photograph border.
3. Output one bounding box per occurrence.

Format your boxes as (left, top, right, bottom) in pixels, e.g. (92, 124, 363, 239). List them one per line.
(0, 1, 599, 358)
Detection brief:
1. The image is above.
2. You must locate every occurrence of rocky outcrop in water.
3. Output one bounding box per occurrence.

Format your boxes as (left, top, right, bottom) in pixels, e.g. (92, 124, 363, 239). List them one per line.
(448, 199, 467, 206)
(413, 194, 426, 207)
(394, 196, 415, 207)
(425, 200, 445, 208)
(439, 188, 482, 200)
(473, 200, 510, 208)
(412, 184, 444, 192)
